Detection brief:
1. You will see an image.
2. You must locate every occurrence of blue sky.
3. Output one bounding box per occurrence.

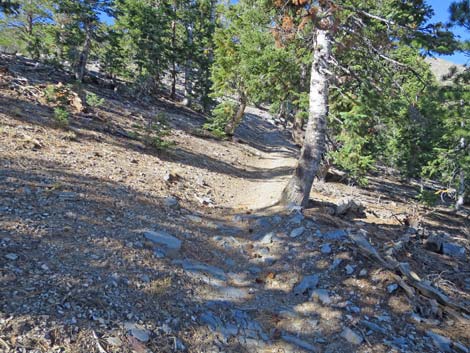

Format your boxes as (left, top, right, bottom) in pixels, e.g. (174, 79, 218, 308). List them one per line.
(428, 0, 469, 64)
(100, 0, 468, 65)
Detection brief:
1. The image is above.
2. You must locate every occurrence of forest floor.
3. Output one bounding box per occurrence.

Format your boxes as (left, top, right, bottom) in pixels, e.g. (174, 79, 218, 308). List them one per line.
(1, 54, 470, 353)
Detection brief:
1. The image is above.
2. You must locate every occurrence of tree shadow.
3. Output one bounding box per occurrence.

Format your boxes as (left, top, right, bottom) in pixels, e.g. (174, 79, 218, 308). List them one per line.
(1, 155, 469, 352)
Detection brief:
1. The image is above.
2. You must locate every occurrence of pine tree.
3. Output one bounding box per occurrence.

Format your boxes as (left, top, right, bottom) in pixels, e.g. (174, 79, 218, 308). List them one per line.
(207, 0, 299, 136)
(111, 0, 172, 93)
(0, 0, 53, 58)
(268, 0, 455, 207)
(55, 0, 113, 82)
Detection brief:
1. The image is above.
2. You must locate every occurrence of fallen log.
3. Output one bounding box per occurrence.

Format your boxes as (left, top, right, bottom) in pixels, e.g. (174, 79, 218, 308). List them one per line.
(348, 230, 470, 317)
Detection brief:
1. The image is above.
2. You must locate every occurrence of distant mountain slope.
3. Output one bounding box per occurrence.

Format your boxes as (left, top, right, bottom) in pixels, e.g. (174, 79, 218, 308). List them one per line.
(425, 57, 466, 83)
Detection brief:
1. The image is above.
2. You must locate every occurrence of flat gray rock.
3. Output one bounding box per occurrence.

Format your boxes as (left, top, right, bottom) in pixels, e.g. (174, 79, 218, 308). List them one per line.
(341, 327, 363, 345)
(290, 227, 305, 238)
(281, 334, 317, 351)
(322, 229, 348, 240)
(124, 322, 150, 343)
(258, 232, 275, 244)
(426, 331, 452, 352)
(178, 259, 227, 281)
(320, 244, 332, 254)
(293, 274, 319, 295)
(143, 230, 182, 250)
(442, 242, 466, 258)
(5, 253, 18, 260)
(311, 289, 332, 305)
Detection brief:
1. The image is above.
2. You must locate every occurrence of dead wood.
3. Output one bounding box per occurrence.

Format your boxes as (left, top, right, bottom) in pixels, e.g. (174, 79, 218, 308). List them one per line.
(348, 230, 470, 317)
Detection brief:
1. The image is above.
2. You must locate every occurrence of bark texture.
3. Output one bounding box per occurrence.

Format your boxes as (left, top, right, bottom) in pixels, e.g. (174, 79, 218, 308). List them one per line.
(182, 24, 193, 106)
(75, 21, 92, 82)
(281, 26, 331, 207)
(224, 93, 247, 136)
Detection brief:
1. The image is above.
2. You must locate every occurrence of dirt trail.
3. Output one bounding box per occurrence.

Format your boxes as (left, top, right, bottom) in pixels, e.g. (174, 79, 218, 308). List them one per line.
(222, 107, 297, 211)
(1, 55, 469, 353)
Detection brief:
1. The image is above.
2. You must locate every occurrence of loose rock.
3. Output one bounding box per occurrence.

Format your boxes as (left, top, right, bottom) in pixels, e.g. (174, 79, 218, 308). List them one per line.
(293, 274, 319, 295)
(143, 230, 182, 251)
(290, 227, 305, 238)
(321, 243, 332, 254)
(5, 253, 18, 260)
(311, 289, 332, 305)
(341, 327, 363, 345)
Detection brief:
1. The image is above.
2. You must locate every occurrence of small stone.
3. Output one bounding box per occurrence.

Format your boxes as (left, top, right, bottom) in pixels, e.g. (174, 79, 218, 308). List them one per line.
(5, 253, 18, 261)
(454, 342, 469, 353)
(106, 337, 122, 346)
(426, 331, 451, 352)
(322, 229, 348, 240)
(164, 196, 179, 209)
(293, 274, 319, 295)
(131, 328, 150, 342)
(335, 198, 364, 216)
(359, 269, 367, 276)
(442, 242, 466, 258)
(143, 230, 182, 251)
(387, 283, 398, 293)
(140, 274, 151, 283)
(341, 327, 363, 345)
(290, 227, 305, 238)
(154, 248, 166, 258)
(248, 266, 262, 275)
(259, 232, 274, 244)
(348, 306, 361, 313)
(124, 322, 150, 343)
(40, 264, 49, 271)
(345, 265, 355, 275)
(311, 289, 332, 305)
(330, 258, 342, 269)
(321, 244, 332, 254)
(281, 334, 317, 351)
(288, 213, 304, 225)
(360, 320, 387, 334)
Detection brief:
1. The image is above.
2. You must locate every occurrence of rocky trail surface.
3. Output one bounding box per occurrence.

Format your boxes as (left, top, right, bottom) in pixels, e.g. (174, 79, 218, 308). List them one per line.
(1, 54, 470, 352)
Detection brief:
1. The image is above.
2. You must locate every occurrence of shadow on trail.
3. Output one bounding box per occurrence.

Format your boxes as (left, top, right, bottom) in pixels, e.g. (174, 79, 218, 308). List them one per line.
(2, 155, 466, 352)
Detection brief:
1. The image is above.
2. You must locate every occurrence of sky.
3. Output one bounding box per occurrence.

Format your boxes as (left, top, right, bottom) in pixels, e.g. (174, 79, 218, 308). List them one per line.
(428, 0, 469, 64)
(427, 0, 470, 64)
(100, 0, 469, 65)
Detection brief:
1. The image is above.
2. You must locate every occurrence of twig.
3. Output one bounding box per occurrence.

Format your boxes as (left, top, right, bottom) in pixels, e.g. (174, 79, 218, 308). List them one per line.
(348, 231, 470, 316)
(92, 330, 108, 353)
(0, 337, 10, 351)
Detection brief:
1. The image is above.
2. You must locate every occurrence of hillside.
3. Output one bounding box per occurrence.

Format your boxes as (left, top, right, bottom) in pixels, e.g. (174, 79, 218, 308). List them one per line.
(426, 57, 466, 83)
(1, 54, 470, 353)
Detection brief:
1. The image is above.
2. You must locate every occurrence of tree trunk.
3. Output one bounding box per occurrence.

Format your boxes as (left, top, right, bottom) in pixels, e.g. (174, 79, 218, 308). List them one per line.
(456, 168, 466, 210)
(456, 118, 466, 210)
(292, 113, 305, 146)
(225, 93, 247, 136)
(280, 26, 331, 207)
(75, 21, 92, 82)
(182, 24, 193, 106)
(170, 17, 177, 100)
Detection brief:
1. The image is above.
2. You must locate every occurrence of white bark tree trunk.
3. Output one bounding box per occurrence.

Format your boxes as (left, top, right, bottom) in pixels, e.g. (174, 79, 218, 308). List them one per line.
(281, 26, 331, 207)
(75, 21, 92, 82)
(182, 24, 193, 106)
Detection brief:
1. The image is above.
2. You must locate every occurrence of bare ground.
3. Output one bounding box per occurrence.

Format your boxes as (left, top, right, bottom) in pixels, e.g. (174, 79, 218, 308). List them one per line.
(1, 55, 470, 353)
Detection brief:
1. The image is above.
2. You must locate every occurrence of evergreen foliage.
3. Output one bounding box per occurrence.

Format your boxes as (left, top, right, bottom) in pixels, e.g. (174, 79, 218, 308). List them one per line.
(0, 0, 468, 206)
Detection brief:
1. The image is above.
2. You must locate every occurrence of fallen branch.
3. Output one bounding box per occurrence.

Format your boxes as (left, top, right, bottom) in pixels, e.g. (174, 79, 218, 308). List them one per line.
(92, 330, 108, 353)
(348, 231, 470, 316)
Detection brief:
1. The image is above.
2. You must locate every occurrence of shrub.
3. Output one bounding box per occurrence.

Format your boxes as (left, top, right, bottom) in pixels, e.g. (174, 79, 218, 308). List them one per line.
(53, 107, 69, 127)
(203, 101, 237, 138)
(86, 92, 105, 107)
(144, 112, 172, 150)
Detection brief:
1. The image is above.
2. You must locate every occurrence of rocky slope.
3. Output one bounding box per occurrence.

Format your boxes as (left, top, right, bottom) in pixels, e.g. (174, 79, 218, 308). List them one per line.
(1, 54, 469, 353)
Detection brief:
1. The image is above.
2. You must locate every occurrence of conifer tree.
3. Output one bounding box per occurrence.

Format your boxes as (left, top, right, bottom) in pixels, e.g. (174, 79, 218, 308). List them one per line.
(267, 0, 455, 206)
